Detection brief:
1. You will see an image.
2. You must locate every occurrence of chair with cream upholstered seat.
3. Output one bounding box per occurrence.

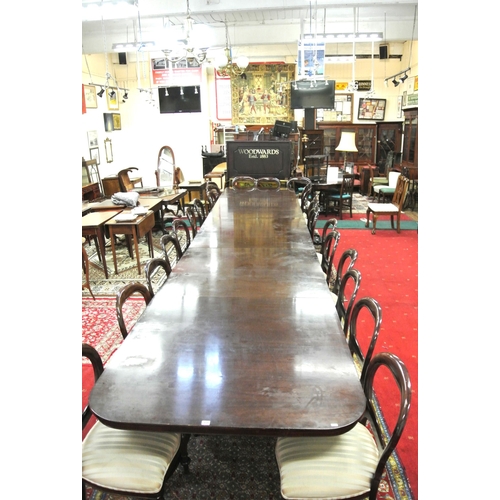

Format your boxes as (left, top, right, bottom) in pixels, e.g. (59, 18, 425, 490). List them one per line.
(373, 170, 401, 202)
(365, 175, 409, 235)
(275, 351, 411, 500)
(82, 343, 189, 500)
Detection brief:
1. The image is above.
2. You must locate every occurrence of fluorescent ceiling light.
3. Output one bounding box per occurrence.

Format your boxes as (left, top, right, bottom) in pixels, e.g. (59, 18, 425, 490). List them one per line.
(82, 0, 137, 22)
(112, 41, 156, 52)
(303, 32, 383, 42)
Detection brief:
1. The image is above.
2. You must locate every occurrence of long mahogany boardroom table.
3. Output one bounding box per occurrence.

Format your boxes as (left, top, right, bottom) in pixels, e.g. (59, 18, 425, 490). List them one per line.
(89, 188, 365, 438)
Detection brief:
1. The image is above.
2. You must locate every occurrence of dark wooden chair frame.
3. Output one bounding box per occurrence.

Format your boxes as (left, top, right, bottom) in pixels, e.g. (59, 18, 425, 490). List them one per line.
(115, 282, 152, 339)
(330, 248, 358, 296)
(325, 173, 355, 219)
(160, 233, 184, 266)
(256, 177, 281, 191)
(144, 257, 172, 297)
(336, 268, 362, 333)
(82, 343, 191, 500)
(346, 297, 382, 384)
(231, 176, 256, 190)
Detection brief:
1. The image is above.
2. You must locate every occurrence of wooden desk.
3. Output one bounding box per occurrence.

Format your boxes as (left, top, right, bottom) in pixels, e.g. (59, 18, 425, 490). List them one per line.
(82, 210, 123, 279)
(105, 211, 155, 275)
(90, 189, 365, 437)
(178, 181, 207, 202)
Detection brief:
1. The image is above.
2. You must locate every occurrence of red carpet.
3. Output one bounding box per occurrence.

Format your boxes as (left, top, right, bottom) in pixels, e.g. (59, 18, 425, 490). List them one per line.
(333, 228, 418, 498)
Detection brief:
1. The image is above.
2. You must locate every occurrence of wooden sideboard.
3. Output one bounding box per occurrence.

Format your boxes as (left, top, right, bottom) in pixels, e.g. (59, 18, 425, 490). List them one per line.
(82, 182, 101, 201)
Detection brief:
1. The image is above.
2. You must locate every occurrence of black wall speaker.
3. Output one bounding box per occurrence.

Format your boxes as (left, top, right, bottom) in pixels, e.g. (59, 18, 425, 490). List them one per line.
(118, 52, 127, 65)
(379, 45, 388, 60)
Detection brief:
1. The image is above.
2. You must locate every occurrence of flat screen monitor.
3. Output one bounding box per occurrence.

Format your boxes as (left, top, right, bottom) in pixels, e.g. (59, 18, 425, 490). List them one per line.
(272, 120, 292, 138)
(290, 80, 335, 109)
(158, 86, 201, 114)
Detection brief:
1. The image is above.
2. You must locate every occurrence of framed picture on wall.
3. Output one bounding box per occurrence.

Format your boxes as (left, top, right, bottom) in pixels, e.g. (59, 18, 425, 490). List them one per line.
(87, 130, 98, 148)
(397, 96, 403, 118)
(112, 113, 121, 130)
(89, 147, 100, 165)
(107, 89, 119, 110)
(358, 98, 386, 120)
(83, 85, 98, 109)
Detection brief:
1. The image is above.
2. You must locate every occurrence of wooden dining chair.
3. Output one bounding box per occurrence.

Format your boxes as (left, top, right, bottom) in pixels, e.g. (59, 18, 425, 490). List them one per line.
(115, 283, 152, 339)
(161, 232, 184, 265)
(329, 248, 358, 296)
(334, 268, 362, 333)
(191, 198, 206, 224)
(183, 206, 198, 238)
(256, 177, 281, 191)
(275, 352, 411, 500)
(231, 176, 256, 190)
(82, 343, 187, 500)
(345, 297, 382, 384)
(324, 173, 355, 219)
(320, 218, 338, 244)
(365, 175, 409, 234)
(144, 257, 172, 296)
(318, 230, 340, 280)
(171, 218, 191, 254)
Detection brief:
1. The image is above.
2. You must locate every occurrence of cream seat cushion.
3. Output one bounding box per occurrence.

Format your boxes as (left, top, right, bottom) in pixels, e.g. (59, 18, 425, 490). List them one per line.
(82, 420, 181, 495)
(275, 423, 379, 499)
(367, 202, 398, 212)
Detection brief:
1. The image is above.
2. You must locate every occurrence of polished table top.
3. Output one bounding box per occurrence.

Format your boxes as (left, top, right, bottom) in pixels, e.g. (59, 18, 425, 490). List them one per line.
(89, 189, 365, 437)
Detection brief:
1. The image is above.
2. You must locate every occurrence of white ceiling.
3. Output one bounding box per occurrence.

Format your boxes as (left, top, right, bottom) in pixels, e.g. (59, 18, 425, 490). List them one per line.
(82, 0, 418, 57)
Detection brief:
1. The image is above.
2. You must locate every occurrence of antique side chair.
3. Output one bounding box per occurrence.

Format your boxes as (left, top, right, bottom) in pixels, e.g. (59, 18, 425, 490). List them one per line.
(82, 343, 188, 500)
(275, 352, 411, 500)
(365, 176, 409, 234)
(115, 283, 152, 339)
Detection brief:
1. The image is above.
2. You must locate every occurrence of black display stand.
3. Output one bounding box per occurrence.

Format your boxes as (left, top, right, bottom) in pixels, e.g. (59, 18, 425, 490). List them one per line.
(226, 141, 292, 180)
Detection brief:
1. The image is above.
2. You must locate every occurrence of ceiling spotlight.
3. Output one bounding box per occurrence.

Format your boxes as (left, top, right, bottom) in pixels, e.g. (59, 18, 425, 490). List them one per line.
(392, 78, 400, 87)
(97, 87, 105, 97)
(399, 73, 408, 83)
(122, 91, 128, 100)
(109, 90, 116, 98)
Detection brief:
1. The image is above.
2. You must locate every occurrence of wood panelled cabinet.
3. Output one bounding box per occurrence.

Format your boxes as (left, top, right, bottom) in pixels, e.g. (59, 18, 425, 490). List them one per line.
(401, 108, 418, 174)
(376, 121, 403, 174)
(300, 129, 323, 162)
(319, 124, 376, 166)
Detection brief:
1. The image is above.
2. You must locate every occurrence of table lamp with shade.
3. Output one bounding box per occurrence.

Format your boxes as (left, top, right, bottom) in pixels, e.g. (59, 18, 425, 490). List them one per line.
(335, 131, 358, 172)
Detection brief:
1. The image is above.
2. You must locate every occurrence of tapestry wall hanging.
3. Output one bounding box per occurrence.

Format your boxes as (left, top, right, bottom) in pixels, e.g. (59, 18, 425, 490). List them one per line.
(231, 63, 295, 126)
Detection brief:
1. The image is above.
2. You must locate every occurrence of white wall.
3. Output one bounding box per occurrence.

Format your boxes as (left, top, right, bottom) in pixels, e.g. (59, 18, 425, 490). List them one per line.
(81, 41, 417, 186)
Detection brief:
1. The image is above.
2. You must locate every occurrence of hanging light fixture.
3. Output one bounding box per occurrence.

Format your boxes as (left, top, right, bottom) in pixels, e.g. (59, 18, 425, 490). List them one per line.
(97, 86, 105, 98)
(161, 0, 212, 65)
(215, 21, 249, 78)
